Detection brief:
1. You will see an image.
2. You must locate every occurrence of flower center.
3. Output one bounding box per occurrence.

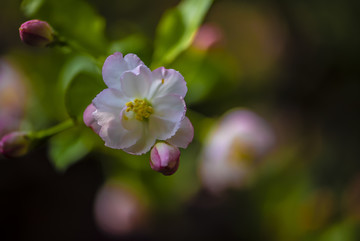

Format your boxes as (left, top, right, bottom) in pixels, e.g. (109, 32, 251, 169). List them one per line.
(125, 98, 153, 121)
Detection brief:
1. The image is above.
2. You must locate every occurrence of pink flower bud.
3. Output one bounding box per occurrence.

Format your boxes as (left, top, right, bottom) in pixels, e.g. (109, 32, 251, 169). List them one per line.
(83, 104, 101, 134)
(19, 20, 54, 47)
(0, 132, 31, 158)
(150, 142, 180, 176)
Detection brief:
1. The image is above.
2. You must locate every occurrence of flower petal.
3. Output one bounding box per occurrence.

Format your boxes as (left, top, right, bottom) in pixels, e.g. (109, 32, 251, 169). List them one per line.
(124, 54, 145, 71)
(93, 109, 116, 128)
(148, 67, 187, 99)
(149, 116, 180, 140)
(122, 124, 156, 155)
(102, 52, 145, 89)
(152, 94, 186, 122)
(92, 88, 128, 113)
(167, 116, 194, 148)
(83, 104, 101, 134)
(120, 65, 152, 98)
(99, 118, 141, 149)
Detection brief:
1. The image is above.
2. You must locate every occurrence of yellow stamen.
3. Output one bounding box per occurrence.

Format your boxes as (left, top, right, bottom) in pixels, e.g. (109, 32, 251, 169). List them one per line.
(161, 78, 165, 84)
(125, 98, 154, 121)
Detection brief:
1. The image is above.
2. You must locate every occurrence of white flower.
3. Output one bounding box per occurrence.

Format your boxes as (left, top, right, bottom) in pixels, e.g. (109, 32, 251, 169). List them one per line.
(88, 52, 193, 155)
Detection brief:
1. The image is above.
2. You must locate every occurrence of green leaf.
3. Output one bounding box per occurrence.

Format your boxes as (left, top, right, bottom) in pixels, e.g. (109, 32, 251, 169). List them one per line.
(49, 127, 94, 171)
(171, 49, 238, 104)
(10, 51, 69, 124)
(59, 55, 105, 120)
(21, 0, 107, 56)
(152, 0, 213, 67)
(21, 0, 44, 16)
(59, 55, 101, 92)
(65, 71, 105, 120)
(108, 34, 149, 56)
(318, 220, 357, 241)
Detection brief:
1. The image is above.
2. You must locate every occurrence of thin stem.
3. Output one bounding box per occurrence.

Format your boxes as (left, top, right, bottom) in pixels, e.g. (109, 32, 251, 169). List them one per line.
(32, 119, 75, 140)
(52, 35, 103, 68)
(66, 40, 103, 67)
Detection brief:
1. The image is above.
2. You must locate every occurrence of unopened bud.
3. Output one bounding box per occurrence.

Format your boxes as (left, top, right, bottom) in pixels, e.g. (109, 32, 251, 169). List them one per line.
(19, 20, 54, 47)
(0, 131, 32, 158)
(150, 142, 180, 176)
(83, 104, 101, 134)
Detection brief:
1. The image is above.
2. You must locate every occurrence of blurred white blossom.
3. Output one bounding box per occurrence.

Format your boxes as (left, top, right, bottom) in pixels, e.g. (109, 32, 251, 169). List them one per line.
(200, 109, 275, 194)
(94, 182, 147, 236)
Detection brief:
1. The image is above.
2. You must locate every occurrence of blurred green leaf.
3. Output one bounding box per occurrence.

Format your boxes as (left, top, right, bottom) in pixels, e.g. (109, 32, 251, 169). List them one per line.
(59, 55, 101, 91)
(172, 51, 218, 103)
(21, 0, 107, 56)
(49, 127, 94, 171)
(318, 220, 357, 241)
(9, 51, 68, 125)
(59, 55, 105, 120)
(65, 71, 105, 120)
(170, 49, 238, 104)
(152, 0, 213, 67)
(109, 34, 149, 56)
(21, 0, 44, 16)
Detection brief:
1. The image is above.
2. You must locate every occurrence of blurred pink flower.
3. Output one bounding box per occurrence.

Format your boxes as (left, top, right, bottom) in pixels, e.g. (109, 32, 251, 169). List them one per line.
(86, 52, 193, 155)
(94, 182, 147, 236)
(0, 59, 27, 138)
(193, 23, 224, 51)
(200, 109, 275, 194)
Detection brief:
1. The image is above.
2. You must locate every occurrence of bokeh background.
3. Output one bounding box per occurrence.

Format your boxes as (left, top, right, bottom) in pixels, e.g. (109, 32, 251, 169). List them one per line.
(1, 0, 360, 240)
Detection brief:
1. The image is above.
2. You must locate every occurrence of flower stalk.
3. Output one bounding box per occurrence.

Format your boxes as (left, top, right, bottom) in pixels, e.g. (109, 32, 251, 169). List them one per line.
(32, 119, 75, 140)
(0, 119, 75, 158)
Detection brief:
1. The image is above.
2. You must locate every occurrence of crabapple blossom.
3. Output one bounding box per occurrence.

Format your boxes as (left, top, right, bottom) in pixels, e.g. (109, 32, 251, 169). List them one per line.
(87, 52, 193, 155)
